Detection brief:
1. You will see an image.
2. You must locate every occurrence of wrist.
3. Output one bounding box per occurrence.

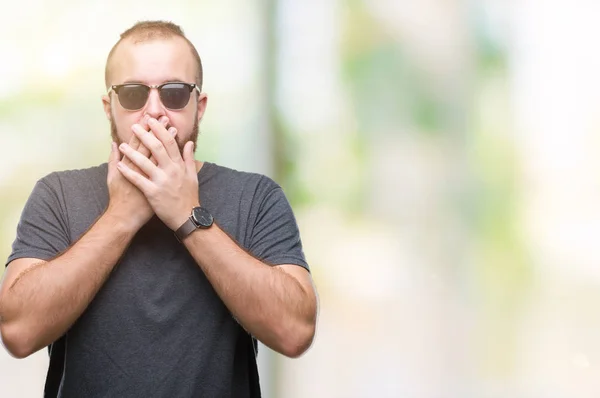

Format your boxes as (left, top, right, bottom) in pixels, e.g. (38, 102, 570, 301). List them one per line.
(173, 204, 213, 241)
(103, 206, 145, 235)
(170, 203, 201, 231)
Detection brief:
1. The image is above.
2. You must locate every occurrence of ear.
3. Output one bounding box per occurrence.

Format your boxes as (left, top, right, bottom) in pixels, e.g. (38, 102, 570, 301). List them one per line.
(196, 92, 208, 123)
(101, 94, 112, 121)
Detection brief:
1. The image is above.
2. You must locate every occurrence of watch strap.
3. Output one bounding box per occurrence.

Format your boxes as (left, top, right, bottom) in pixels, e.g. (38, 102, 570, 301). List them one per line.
(174, 218, 197, 242)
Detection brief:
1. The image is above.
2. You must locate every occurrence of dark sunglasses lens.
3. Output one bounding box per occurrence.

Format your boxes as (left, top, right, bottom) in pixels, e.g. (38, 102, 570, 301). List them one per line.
(118, 85, 150, 110)
(160, 83, 191, 109)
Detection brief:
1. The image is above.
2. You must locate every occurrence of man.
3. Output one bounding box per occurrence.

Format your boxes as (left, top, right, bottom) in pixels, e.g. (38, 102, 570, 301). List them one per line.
(0, 20, 318, 397)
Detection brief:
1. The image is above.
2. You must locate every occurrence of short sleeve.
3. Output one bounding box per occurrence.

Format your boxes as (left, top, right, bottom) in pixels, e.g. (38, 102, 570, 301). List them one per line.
(248, 183, 309, 271)
(6, 175, 71, 267)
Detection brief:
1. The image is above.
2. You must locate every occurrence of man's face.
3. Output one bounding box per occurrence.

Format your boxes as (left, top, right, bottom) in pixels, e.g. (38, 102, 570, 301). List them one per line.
(102, 37, 207, 153)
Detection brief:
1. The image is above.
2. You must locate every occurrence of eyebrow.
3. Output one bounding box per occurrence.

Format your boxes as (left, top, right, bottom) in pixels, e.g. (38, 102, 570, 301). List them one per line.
(121, 78, 188, 85)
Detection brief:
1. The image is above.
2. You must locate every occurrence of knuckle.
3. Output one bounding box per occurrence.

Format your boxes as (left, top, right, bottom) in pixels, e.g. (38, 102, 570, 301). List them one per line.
(157, 170, 169, 183)
(149, 141, 162, 153)
(139, 144, 151, 157)
(166, 170, 177, 181)
(165, 137, 177, 148)
(146, 186, 158, 199)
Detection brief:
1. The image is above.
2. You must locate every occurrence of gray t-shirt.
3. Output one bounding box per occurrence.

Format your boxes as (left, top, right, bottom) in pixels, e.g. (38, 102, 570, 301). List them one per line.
(6, 161, 309, 397)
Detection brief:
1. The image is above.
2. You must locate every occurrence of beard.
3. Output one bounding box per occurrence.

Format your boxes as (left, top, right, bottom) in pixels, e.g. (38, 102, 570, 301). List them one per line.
(110, 112, 199, 155)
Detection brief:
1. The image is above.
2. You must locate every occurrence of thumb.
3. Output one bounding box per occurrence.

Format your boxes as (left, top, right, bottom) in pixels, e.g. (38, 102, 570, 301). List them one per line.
(109, 142, 120, 164)
(183, 141, 196, 175)
(107, 142, 120, 178)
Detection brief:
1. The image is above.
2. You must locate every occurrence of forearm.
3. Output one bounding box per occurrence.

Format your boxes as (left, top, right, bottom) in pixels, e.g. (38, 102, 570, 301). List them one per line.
(0, 211, 137, 355)
(182, 224, 316, 357)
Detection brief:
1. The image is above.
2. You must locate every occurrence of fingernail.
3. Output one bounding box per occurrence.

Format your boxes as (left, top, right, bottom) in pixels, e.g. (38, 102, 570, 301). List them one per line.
(143, 114, 150, 122)
(170, 128, 177, 136)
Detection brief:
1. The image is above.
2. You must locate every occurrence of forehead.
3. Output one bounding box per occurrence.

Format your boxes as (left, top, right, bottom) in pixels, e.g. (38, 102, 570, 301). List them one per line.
(109, 37, 196, 85)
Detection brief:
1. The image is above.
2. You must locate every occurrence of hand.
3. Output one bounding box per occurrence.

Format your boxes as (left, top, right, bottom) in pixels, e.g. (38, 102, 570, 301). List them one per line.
(106, 116, 171, 231)
(124, 115, 170, 170)
(117, 117, 199, 231)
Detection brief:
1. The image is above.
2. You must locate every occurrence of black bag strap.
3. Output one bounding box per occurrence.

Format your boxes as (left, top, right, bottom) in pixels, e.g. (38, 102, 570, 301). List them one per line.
(43, 336, 66, 398)
(247, 333, 262, 398)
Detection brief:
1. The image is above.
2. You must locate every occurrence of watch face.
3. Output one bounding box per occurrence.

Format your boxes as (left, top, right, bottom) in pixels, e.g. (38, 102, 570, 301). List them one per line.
(192, 207, 214, 228)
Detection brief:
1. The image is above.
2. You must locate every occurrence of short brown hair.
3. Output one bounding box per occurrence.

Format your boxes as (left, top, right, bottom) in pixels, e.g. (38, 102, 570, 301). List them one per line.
(104, 20, 203, 90)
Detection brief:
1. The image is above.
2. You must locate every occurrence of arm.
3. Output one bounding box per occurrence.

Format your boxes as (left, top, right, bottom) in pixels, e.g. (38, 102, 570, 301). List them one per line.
(117, 117, 318, 357)
(181, 224, 317, 357)
(0, 212, 136, 358)
(0, 125, 164, 358)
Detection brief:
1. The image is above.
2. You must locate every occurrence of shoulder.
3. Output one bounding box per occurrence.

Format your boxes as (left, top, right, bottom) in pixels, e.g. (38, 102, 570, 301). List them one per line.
(38, 163, 108, 189)
(201, 162, 281, 194)
(30, 164, 108, 207)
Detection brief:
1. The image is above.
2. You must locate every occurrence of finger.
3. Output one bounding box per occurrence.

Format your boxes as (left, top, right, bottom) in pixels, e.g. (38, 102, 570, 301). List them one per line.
(117, 160, 154, 194)
(148, 128, 176, 166)
(133, 114, 154, 156)
(109, 141, 120, 164)
(128, 131, 142, 149)
(138, 116, 168, 164)
(122, 115, 154, 171)
(132, 123, 172, 166)
(148, 117, 182, 162)
(119, 143, 158, 179)
(183, 141, 196, 177)
(159, 116, 169, 128)
(137, 140, 152, 160)
(107, 142, 120, 179)
(130, 117, 174, 167)
(124, 129, 144, 167)
(136, 115, 152, 157)
(135, 134, 156, 167)
(138, 145, 157, 167)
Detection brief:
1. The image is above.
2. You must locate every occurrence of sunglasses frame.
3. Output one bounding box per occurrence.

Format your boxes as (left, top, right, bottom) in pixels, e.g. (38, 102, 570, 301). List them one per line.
(108, 82, 201, 111)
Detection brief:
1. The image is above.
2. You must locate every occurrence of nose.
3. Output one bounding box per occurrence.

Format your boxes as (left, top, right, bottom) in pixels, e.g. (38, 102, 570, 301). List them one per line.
(144, 87, 166, 119)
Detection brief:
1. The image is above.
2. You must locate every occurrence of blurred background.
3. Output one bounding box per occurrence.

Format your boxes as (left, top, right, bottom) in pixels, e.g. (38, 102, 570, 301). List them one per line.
(2, 0, 600, 397)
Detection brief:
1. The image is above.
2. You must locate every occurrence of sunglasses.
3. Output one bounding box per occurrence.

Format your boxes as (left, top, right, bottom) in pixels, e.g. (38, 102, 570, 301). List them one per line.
(108, 82, 200, 111)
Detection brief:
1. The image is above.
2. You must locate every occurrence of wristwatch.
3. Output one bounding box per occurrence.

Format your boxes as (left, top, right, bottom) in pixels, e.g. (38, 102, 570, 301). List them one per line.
(174, 206, 214, 241)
